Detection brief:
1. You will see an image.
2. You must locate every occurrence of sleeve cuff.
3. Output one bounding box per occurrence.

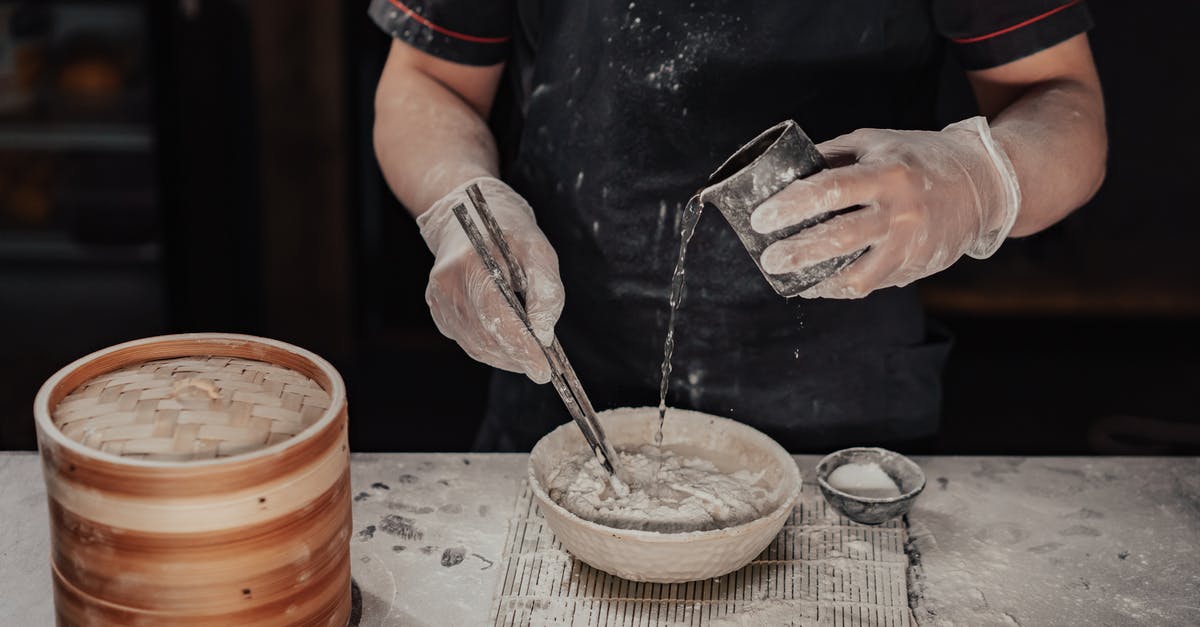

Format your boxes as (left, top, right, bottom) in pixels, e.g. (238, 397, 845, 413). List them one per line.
(950, 0, 1094, 70)
(368, 0, 510, 67)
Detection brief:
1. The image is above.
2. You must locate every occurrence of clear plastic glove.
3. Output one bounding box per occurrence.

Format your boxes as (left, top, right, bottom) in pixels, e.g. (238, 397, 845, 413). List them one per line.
(418, 177, 564, 383)
(749, 116, 1021, 299)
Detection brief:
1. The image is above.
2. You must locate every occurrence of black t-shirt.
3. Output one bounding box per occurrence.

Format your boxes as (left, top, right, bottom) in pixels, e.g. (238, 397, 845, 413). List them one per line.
(369, 0, 1093, 451)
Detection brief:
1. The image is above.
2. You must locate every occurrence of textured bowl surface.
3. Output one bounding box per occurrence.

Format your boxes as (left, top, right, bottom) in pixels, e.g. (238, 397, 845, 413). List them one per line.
(815, 447, 926, 525)
(528, 407, 801, 583)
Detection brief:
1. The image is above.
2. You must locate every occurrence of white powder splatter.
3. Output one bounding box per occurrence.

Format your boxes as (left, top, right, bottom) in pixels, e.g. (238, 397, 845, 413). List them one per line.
(621, 11, 737, 94)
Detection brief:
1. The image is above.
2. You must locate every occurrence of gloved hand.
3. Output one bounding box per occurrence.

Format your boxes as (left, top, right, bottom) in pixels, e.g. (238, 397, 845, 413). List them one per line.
(749, 116, 1021, 299)
(418, 177, 564, 383)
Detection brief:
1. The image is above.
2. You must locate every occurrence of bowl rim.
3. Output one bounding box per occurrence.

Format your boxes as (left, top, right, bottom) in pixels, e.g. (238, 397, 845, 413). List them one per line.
(815, 446, 927, 504)
(527, 407, 802, 543)
(33, 332, 346, 469)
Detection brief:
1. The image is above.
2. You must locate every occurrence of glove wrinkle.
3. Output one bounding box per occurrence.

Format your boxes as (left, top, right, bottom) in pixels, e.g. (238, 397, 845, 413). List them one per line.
(750, 116, 1021, 299)
(419, 176, 564, 384)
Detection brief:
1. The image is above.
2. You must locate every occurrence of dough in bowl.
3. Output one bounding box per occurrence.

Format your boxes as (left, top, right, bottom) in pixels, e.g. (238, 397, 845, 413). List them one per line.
(547, 445, 770, 532)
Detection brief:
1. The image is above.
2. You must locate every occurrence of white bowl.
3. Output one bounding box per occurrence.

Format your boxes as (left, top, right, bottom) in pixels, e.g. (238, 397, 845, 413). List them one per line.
(528, 406, 801, 583)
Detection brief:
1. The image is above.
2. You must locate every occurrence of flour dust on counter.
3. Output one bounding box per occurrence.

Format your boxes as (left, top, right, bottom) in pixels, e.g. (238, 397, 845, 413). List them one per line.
(347, 453, 527, 626)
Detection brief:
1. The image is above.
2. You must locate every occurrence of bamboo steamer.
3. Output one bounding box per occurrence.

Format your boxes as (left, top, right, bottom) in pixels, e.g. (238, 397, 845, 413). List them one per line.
(33, 333, 352, 626)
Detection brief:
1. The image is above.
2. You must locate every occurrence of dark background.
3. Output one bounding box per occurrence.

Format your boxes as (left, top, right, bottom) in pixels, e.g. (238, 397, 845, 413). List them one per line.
(0, 1, 1196, 455)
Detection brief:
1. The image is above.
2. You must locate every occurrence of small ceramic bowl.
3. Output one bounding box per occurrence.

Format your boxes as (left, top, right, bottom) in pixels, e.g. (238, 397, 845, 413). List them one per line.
(815, 447, 926, 525)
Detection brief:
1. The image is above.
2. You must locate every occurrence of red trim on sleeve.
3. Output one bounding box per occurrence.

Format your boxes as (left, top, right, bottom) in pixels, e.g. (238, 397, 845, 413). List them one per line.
(951, 0, 1083, 44)
(387, 0, 510, 44)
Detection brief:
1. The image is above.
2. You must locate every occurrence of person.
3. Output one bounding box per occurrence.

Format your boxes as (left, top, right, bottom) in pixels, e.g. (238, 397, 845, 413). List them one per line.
(369, 0, 1106, 452)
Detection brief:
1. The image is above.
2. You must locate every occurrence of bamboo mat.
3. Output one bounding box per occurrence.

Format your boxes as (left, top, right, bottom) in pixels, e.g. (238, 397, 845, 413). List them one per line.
(491, 482, 913, 626)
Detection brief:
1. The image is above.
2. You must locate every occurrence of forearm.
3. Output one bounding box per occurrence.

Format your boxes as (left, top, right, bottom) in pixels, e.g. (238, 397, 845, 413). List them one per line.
(966, 34, 1107, 238)
(372, 54, 500, 217)
(988, 78, 1107, 237)
(373, 47, 562, 378)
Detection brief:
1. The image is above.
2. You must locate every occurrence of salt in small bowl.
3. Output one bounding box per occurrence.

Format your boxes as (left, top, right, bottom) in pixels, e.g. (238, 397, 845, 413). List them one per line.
(816, 447, 926, 525)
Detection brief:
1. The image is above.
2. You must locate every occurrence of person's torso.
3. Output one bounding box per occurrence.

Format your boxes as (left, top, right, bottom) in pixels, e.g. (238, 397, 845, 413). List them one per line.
(498, 0, 950, 442)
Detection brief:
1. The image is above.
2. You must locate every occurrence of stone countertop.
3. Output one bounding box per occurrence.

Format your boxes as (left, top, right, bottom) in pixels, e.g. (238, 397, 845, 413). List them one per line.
(1, 453, 1196, 625)
(907, 456, 1199, 626)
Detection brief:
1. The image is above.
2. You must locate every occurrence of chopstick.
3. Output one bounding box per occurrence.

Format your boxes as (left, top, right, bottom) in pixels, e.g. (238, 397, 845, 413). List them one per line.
(450, 184, 622, 476)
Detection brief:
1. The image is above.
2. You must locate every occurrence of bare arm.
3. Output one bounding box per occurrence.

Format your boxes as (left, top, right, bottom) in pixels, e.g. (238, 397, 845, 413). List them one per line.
(372, 40, 505, 216)
(968, 33, 1107, 237)
(372, 40, 563, 382)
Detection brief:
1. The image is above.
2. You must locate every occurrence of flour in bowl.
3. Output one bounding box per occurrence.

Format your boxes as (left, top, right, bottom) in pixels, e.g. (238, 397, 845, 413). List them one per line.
(546, 445, 771, 532)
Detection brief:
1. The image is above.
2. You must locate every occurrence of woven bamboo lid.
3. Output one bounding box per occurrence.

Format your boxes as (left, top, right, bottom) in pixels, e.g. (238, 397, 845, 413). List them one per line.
(51, 355, 332, 461)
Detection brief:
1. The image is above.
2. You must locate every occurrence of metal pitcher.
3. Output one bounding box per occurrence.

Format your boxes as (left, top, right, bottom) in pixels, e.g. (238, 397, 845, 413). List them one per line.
(699, 120, 866, 297)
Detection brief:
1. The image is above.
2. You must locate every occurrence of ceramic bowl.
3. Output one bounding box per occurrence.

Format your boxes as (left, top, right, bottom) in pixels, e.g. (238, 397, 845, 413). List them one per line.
(528, 407, 801, 583)
(815, 447, 926, 525)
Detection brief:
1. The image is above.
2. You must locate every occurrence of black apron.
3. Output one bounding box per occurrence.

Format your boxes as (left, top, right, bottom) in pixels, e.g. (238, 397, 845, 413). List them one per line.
(476, 0, 952, 453)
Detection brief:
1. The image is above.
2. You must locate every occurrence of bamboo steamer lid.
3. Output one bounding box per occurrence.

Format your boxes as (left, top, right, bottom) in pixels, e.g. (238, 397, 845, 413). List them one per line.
(34, 334, 352, 626)
(53, 355, 331, 460)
